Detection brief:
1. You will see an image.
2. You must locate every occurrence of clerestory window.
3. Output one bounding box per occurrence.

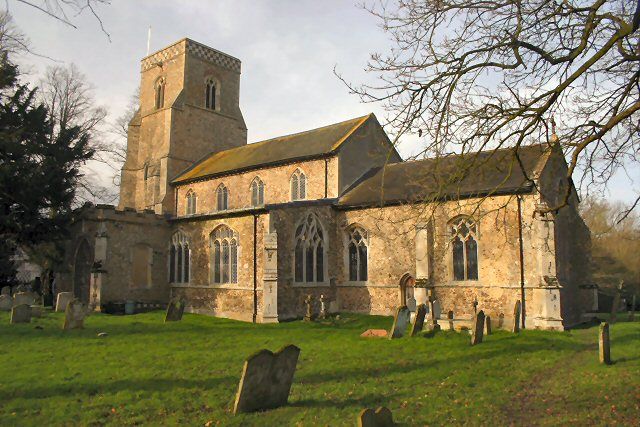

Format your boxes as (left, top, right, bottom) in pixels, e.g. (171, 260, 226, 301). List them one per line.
(250, 177, 265, 207)
(216, 184, 229, 211)
(185, 190, 197, 215)
(290, 169, 306, 201)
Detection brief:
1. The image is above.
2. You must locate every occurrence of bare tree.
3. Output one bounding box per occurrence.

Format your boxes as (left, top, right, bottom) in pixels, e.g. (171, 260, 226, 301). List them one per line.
(0, 10, 28, 55)
(341, 1, 640, 215)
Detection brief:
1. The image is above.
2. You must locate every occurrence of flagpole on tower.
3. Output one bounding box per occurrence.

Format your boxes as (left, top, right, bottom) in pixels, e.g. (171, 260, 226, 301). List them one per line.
(146, 26, 152, 56)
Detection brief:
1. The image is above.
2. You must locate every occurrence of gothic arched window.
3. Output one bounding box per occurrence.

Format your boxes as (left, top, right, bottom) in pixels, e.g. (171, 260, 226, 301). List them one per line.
(346, 226, 368, 281)
(216, 184, 229, 211)
(210, 225, 238, 284)
(450, 216, 478, 281)
(205, 78, 217, 110)
(290, 169, 306, 201)
(250, 177, 265, 207)
(155, 77, 165, 109)
(169, 231, 190, 283)
(185, 190, 197, 215)
(294, 213, 326, 283)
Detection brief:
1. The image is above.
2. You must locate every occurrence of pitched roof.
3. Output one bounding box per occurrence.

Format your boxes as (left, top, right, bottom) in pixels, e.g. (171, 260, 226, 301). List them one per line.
(173, 114, 374, 184)
(337, 144, 551, 208)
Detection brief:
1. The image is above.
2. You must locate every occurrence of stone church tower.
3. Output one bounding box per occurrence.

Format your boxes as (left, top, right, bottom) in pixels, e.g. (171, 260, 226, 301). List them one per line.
(118, 38, 247, 214)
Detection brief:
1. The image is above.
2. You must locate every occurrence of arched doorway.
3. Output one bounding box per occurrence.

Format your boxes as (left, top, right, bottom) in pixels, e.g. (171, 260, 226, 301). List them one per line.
(399, 273, 415, 308)
(73, 239, 93, 303)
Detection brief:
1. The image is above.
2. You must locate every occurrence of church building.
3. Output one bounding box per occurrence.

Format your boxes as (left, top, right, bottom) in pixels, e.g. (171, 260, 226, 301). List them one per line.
(58, 38, 593, 330)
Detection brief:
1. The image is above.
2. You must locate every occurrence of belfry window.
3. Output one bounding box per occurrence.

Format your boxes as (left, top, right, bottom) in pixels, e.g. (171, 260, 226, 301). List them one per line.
(450, 216, 478, 281)
(169, 231, 190, 283)
(294, 213, 326, 283)
(290, 169, 306, 201)
(205, 78, 217, 110)
(210, 225, 238, 284)
(155, 77, 165, 109)
(347, 226, 368, 282)
(216, 184, 229, 211)
(185, 190, 197, 215)
(250, 177, 265, 207)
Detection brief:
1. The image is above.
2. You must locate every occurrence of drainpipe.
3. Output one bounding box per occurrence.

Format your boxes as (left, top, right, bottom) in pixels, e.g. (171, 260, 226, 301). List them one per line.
(252, 214, 258, 323)
(174, 187, 179, 216)
(517, 195, 526, 329)
(324, 158, 329, 198)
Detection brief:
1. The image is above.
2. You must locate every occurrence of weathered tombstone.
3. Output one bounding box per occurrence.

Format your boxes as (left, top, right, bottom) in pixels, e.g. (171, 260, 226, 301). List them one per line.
(358, 406, 394, 427)
(447, 310, 454, 331)
(629, 294, 636, 322)
(406, 296, 417, 312)
(471, 310, 486, 346)
(599, 322, 611, 365)
(55, 292, 74, 313)
(233, 344, 301, 414)
(1, 286, 10, 296)
(485, 315, 492, 335)
(165, 298, 185, 322)
(303, 294, 314, 321)
(13, 292, 35, 307)
(427, 298, 441, 331)
(498, 312, 505, 328)
(512, 301, 521, 333)
(0, 295, 12, 311)
(319, 294, 327, 320)
(410, 304, 427, 337)
(10, 304, 31, 324)
(388, 306, 410, 339)
(63, 300, 88, 330)
(30, 305, 43, 318)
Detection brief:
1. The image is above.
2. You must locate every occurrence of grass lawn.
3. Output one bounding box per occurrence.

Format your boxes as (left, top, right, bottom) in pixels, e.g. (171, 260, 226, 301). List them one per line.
(0, 311, 638, 426)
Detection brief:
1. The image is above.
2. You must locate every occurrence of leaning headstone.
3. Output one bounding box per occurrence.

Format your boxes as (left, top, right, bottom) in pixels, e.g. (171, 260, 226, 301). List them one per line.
(63, 300, 88, 330)
(427, 298, 441, 331)
(628, 294, 636, 322)
(485, 315, 492, 335)
(512, 301, 521, 333)
(233, 344, 301, 414)
(410, 304, 427, 337)
(358, 406, 394, 427)
(471, 310, 486, 346)
(447, 310, 454, 331)
(13, 292, 35, 307)
(1, 286, 10, 296)
(55, 292, 74, 313)
(388, 306, 410, 339)
(303, 294, 314, 321)
(10, 304, 31, 324)
(0, 295, 12, 311)
(165, 298, 185, 322)
(319, 294, 327, 320)
(599, 322, 611, 365)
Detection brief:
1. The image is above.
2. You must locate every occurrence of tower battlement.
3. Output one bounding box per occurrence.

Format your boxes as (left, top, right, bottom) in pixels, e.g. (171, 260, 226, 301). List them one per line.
(141, 38, 241, 74)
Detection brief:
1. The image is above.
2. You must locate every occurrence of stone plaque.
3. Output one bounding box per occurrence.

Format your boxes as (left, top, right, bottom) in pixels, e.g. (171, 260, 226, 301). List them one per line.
(165, 298, 185, 322)
(63, 300, 88, 330)
(0, 295, 12, 311)
(388, 306, 410, 339)
(358, 406, 394, 427)
(55, 292, 74, 313)
(233, 344, 301, 414)
(471, 310, 485, 346)
(10, 304, 31, 324)
(410, 304, 427, 337)
(14, 292, 36, 306)
(599, 322, 611, 365)
(512, 300, 521, 333)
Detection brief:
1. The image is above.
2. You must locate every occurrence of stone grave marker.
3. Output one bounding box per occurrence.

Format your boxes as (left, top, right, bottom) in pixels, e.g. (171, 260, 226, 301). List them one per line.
(63, 300, 88, 330)
(233, 344, 301, 414)
(447, 310, 454, 331)
(358, 406, 394, 427)
(165, 298, 185, 322)
(1, 286, 10, 296)
(427, 298, 441, 331)
(410, 304, 427, 337)
(10, 304, 31, 324)
(319, 294, 327, 320)
(471, 310, 486, 346)
(389, 306, 410, 339)
(599, 322, 611, 365)
(55, 292, 74, 313)
(512, 300, 521, 333)
(0, 295, 12, 311)
(498, 313, 505, 328)
(485, 315, 492, 335)
(30, 305, 43, 318)
(303, 294, 314, 321)
(13, 292, 35, 306)
(629, 294, 636, 322)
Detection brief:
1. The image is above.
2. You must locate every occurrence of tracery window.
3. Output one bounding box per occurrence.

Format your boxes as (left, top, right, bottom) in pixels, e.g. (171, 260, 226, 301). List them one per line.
(155, 77, 165, 109)
(216, 184, 229, 211)
(294, 213, 326, 283)
(346, 226, 368, 281)
(169, 231, 190, 283)
(290, 169, 306, 201)
(185, 190, 197, 215)
(205, 78, 217, 110)
(250, 177, 265, 207)
(450, 216, 478, 281)
(210, 225, 238, 284)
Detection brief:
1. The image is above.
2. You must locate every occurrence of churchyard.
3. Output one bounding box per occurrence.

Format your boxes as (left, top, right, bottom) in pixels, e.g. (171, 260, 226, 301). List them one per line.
(0, 310, 638, 426)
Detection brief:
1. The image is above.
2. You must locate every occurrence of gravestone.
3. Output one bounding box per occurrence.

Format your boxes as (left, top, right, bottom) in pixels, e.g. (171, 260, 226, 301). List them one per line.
(599, 322, 611, 365)
(406, 296, 417, 312)
(485, 315, 492, 335)
(388, 306, 410, 339)
(55, 292, 74, 313)
(410, 304, 427, 337)
(63, 300, 88, 330)
(1, 286, 10, 296)
(303, 294, 314, 321)
(0, 295, 12, 311)
(447, 310, 454, 331)
(319, 294, 327, 320)
(512, 301, 521, 333)
(30, 305, 43, 318)
(471, 310, 485, 346)
(13, 292, 35, 306)
(165, 298, 185, 322)
(498, 313, 505, 329)
(629, 294, 636, 322)
(10, 304, 31, 324)
(233, 344, 301, 414)
(427, 298, 441, 331)
(358, 406, 394, 427)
